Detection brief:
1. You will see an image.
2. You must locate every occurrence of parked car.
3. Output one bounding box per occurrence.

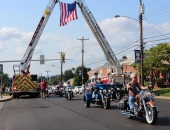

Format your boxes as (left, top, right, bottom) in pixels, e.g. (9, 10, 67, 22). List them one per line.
(72, 86, 81, 94)
(47, 86, 53, 94)
(79, 85, 85, 94)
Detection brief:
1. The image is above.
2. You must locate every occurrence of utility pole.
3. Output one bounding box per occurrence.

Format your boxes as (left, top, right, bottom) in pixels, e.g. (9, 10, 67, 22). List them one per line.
(38, 73, 43, 82)
(139, 0, 144, 85)
(77, 37, 89, 85)
(45, 70, 50, 81)
(0, 74, 2, 98)
(57, 52, 64, 86)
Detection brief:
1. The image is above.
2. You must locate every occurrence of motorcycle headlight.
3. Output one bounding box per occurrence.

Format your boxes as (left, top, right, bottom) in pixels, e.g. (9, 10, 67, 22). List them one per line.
(117, 88, 120, 90)
(69, 88, 72, 91)
(144, 91, 153, 99)
(108, 90, 111, 92)
(103, 89, 107, 93)
(99, 90, 102, 93)
(60, 88, 63, 90)
(151, 93, 155, 97)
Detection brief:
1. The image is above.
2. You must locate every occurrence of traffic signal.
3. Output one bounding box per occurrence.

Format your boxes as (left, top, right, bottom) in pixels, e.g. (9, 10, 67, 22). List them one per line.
(40, 55, 45, 64)
(0, 64, 3, 74)
(61, 53, 65, 63)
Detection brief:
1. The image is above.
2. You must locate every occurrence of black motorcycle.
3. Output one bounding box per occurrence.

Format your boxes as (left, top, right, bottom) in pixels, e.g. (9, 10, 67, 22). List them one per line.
(65, 88, 74, 100)
(110, 82, 124, 101)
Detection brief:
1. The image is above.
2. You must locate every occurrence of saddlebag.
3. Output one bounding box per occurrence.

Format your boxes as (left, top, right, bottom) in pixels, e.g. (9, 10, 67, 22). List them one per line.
(118, 96, 128, 110)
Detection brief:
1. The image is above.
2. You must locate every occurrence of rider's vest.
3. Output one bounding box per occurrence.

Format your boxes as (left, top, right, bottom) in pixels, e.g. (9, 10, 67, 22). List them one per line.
(128, 82, 141, 97)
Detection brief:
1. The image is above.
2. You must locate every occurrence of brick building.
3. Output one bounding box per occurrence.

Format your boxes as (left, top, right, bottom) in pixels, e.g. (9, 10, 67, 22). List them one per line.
(88, 56, 139, 83)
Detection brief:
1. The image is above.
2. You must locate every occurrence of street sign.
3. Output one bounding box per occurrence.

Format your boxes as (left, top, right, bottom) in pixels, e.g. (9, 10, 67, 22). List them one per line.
(0, 64, 3, 74)
(134, 50, 141, 63)
(40, 55, 45, 64)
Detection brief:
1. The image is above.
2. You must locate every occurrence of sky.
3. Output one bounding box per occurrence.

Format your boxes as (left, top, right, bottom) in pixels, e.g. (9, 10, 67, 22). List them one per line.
(0, 0, 170, 77)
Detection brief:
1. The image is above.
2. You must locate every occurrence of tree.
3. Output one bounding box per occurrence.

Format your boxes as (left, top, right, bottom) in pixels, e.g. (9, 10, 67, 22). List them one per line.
(73, 66, 90, 86)
(0, 73, 10, 87)
(63, 69, 74, 81)
(49, 76, 61, 85)
(131, 43, 170, 88)
(37, 76, 46, 83)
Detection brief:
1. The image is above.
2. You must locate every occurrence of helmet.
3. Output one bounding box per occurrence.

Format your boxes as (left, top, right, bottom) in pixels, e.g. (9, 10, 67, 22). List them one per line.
(67, 81, 70, 84)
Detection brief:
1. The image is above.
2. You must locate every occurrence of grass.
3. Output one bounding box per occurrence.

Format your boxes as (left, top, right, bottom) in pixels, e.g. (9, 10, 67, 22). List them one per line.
(153, 88, 170, 97)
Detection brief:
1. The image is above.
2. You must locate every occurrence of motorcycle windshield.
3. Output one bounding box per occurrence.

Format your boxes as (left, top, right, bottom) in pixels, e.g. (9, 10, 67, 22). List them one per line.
(93, 84, 111, 90)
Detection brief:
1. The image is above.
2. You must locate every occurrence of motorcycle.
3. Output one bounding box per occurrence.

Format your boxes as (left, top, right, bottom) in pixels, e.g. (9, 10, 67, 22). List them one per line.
(55, 86, 64, 97)
(83, 84, 111, 109)
(65, 88, 74, 100)
(110, 82, 124, 101)
(119, 89, 159, 125)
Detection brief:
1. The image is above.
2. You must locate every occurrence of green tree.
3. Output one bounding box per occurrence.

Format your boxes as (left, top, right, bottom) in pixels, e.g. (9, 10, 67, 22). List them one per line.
(37, 76, 46, 83)
(63, 69, 74, 81)
(73, 66, 90, 86)
(0, 73, 10, 87)
(131, 43, 170, 88)
(49, 76, 61, 85)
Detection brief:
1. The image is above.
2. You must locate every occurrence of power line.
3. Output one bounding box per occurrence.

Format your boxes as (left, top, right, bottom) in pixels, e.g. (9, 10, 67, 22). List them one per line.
(144, 32, 170, 40)
(145, 38, 170, 43)
(145, 4, 170, 16)
(144, 16, 170, 32)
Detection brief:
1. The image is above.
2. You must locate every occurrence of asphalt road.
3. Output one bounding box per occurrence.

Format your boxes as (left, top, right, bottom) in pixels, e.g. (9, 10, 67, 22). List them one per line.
(0, 94, 170, 130)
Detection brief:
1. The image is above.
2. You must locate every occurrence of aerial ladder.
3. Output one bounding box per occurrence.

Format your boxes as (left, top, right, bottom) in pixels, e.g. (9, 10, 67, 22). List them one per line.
(11, 0, 59, 98)
(76, 0, 121, 74)
(76, 0, 124, 84)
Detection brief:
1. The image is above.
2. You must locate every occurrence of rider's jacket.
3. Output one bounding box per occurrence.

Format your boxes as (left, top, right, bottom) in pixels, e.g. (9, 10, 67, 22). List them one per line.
(128, 82, 141, 97)
(65, 85, 72, 91)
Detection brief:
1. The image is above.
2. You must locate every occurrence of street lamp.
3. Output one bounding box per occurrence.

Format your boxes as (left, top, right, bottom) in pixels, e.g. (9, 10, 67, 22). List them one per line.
(114, 13, 144, 85)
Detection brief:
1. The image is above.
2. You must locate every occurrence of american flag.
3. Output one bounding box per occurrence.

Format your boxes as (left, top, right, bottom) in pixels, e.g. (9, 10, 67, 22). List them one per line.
(59, 1, 78, 26)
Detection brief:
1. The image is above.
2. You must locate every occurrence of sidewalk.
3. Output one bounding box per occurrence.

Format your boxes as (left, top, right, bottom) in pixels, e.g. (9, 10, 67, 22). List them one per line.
(155, 96, 170, 100)
(0, 95, 13, 102)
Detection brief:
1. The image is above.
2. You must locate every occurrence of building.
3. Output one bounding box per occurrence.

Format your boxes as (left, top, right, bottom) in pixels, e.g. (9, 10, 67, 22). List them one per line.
(88, 56, 138, 83)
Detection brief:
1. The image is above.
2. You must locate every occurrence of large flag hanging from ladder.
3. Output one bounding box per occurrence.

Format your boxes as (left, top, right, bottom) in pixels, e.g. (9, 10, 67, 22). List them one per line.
(59, 1, 78, 26)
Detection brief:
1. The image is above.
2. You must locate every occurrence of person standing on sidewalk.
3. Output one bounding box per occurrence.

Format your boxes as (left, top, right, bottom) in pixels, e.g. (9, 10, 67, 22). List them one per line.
(40, 79, 47, 99)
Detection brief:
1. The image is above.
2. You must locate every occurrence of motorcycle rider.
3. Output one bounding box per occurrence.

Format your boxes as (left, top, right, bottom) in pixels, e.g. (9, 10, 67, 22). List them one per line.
(92, 77, 103, 99)
(126, 73, 148, 112)
(65, 81, 73, 97)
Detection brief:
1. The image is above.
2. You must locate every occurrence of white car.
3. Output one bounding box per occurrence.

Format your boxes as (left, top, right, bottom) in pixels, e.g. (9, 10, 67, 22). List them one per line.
(72, 86, 81, 94)
(79, 86, 84, 94)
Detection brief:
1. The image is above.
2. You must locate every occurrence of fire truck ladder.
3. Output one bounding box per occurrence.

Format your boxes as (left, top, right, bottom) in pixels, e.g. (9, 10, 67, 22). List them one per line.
(13, 64, 20, 75)
(19, 0, 59, 74)
(77, 0, 121, 74)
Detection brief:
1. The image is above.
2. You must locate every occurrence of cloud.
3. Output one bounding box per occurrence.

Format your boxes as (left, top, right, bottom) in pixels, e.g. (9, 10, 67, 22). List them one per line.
(15, 47, 26, 54)
(0, 42, 7, 51)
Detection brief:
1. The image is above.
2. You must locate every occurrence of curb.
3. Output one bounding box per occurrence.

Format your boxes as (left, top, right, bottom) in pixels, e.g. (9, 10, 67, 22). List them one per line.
(154, 96, 170, 100)
(0, 95, 13, 102)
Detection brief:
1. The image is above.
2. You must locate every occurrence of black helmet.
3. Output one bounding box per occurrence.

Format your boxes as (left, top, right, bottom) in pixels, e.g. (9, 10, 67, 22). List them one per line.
(67, 81, 70, 84)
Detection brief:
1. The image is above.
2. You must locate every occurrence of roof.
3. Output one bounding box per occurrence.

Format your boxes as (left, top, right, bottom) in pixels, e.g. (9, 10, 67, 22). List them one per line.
(100, 63, 112, 69)
(120, 56, 135, 65)
(88, 66, 102, 74)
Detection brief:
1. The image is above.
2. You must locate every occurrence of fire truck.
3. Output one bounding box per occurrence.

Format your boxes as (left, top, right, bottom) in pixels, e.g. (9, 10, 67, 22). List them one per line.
(9, 0, 122, 98)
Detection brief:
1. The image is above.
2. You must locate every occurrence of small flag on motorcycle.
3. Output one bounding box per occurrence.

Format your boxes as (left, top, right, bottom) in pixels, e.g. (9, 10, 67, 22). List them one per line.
(134, 50, 141, 63)
(61, 53, 66, 63)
